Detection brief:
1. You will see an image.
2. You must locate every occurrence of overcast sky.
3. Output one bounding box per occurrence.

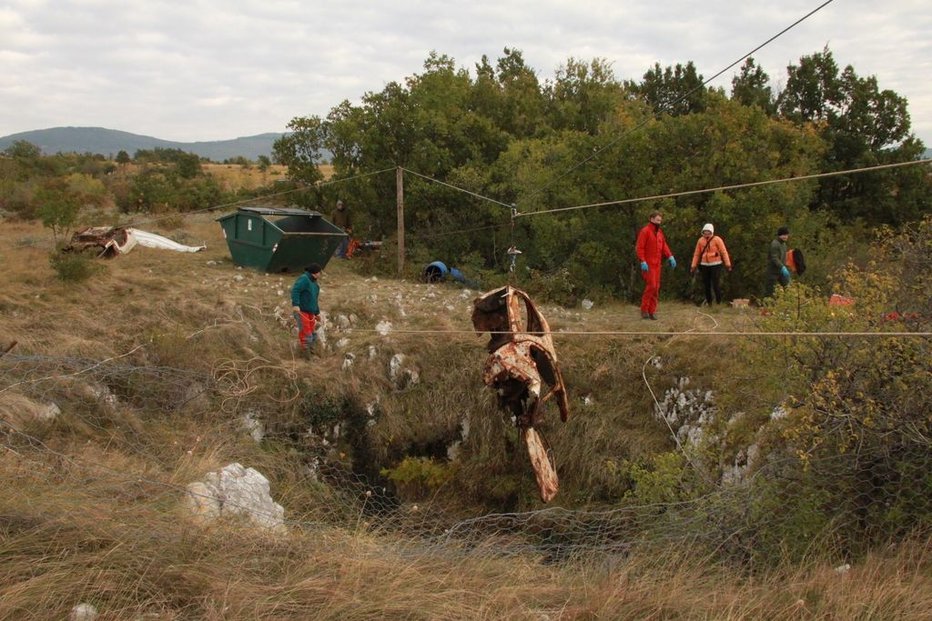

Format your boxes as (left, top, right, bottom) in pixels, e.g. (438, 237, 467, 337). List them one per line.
(2, 0, 930, 145)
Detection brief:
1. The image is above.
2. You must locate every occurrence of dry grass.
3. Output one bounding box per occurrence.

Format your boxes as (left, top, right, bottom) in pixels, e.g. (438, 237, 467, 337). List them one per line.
(1, 452, 928, 621)
(201, 163, 288, 193)
(1, 214, 929, 619)
(201, 162, 334, 194)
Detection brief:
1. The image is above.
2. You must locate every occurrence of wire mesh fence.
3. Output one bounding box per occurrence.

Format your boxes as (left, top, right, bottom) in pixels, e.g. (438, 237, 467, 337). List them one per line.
(2, 352, 929, 567)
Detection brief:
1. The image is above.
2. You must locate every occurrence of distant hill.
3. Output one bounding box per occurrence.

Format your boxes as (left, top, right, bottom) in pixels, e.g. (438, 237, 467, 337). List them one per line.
(0, 127, 285, 161)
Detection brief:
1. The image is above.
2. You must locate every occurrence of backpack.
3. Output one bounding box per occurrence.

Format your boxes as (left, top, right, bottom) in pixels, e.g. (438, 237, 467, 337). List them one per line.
(786, 248, 806, 276)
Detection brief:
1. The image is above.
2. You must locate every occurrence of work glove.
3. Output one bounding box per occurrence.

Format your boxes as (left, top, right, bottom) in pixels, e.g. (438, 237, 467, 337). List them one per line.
(780, 265, 790, 279)
(640, 261, 649, 272)
(668, 256, 677, 269)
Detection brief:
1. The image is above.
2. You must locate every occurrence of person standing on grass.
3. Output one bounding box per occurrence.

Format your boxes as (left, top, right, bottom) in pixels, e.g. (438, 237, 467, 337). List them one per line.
(765, 226, 791, 297)
(331, 199, 352, 259)
(635, 210, 676, 320)
(690, 223, 732, 306)
(291, 263, 321, 354)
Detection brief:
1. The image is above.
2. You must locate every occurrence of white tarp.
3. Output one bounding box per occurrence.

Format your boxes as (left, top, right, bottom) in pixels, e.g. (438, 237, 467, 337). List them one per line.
(126, 228, 205, 253)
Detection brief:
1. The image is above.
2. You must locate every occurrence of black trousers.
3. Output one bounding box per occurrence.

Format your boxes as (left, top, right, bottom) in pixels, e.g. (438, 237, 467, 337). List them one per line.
(700, 264, 724, 304)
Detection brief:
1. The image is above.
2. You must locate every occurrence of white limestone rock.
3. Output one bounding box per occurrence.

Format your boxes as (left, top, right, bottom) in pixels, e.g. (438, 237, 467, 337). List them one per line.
(69, 603, 98, 621)
(185, 463, 285, 533)
(242, 410, 265, 443)
(389, 353, 420, 389)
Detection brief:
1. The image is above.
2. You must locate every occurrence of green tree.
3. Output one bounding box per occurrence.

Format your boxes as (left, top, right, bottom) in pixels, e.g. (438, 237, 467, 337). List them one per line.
(626, 61, 707, 116)
(272, 115, 327, 185)
(777, 47, 842, 122)
(4, 140, 42, 159)
(36, 179, 82, 243)
(731, 57, 775, 114)
(777, 46, 927, 225)
(494, 48, 546, 138)
(115, 150, 131, 166)
(124, 170, 175, 213)
(546, 57, 625, 134)
(175, 151, 201, 179)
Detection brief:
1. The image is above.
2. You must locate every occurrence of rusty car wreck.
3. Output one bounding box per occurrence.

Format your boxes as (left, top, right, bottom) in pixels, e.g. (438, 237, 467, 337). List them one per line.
(472, 285, 570, 502)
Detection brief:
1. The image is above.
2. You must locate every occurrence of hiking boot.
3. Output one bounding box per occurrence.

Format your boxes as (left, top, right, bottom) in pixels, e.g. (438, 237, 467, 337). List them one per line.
(649, 314, 657, 320)
(641, 311, 650, 319)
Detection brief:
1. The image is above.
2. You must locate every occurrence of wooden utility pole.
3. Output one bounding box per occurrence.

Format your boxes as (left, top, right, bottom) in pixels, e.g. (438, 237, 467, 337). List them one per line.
(396, 166, 405, 277)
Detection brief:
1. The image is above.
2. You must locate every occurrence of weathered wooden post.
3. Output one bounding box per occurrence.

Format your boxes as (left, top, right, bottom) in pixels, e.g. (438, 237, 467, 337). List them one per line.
(396, 166, 405, 277)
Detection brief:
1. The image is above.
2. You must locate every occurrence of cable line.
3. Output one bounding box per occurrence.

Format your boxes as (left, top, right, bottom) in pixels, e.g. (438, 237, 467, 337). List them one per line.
(350, 327, 930, 338)
(125, 167, 396, 228)
(402, 167, 514, 208)
(519, 159, 932, 217)
(320, 166, 396, 187)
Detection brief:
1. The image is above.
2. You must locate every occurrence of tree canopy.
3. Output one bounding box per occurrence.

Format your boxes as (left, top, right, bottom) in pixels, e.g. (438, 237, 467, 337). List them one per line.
(271, 46, 928, 301)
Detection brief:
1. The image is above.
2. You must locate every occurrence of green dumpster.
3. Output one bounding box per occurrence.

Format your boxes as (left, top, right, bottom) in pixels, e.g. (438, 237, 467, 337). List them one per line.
(217, 206, 346, 273)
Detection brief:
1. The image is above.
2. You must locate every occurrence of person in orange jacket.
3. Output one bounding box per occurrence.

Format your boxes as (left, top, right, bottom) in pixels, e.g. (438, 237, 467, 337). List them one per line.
(635, 211, 676, 320)
(690, 223, 732, 305)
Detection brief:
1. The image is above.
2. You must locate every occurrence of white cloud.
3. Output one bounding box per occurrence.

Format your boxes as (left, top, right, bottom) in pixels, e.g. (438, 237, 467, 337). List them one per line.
(0, 0, 929, 144)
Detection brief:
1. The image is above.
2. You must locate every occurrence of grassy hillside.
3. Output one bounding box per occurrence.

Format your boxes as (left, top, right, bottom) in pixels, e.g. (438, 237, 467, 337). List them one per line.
(0, 215, 928, 619)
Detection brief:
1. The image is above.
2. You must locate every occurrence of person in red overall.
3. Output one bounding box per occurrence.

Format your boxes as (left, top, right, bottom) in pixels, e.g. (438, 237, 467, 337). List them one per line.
(291, 263, 321, 355)
(635, 211, 676, 320)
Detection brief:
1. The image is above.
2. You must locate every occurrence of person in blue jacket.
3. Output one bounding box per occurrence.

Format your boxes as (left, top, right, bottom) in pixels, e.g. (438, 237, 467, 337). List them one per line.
(291, 263, 321, 354)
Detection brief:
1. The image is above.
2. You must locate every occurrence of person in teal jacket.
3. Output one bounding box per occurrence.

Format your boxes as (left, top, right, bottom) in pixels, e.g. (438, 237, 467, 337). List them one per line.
(291, 263, 321, 353)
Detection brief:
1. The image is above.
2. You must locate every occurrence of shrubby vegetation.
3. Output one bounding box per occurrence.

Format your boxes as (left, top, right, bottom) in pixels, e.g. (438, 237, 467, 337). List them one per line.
(0, 142, 270, 222)
(275, 47, 929, 302)
(755, 219, 930, 553)
(614, 220, 931, 564)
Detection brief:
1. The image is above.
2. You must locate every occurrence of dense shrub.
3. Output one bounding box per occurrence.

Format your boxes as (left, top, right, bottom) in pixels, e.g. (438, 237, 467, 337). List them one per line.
(749, 220, 931, 556)
(49, 249, 100, 282)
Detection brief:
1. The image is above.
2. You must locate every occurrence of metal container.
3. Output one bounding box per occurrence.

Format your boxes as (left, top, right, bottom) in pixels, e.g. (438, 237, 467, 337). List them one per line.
(217, 206, 346, 273)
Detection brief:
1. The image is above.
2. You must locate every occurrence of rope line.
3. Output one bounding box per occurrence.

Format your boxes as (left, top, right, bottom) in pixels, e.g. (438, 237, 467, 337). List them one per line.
(380, 158, 928, 246)
(124, 167, 396, 228)
(319, 166, 396, 187)
(401, 167, 514, 208)
(349, 327, 930, 338)
(519, 159, 932, 217)
(123, 186, 307, 227)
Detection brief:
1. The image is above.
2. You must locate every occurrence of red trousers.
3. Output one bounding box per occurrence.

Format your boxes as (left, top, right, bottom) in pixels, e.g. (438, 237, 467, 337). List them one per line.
(640, 264, 662, 314)
(294, 311, 317, 349)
